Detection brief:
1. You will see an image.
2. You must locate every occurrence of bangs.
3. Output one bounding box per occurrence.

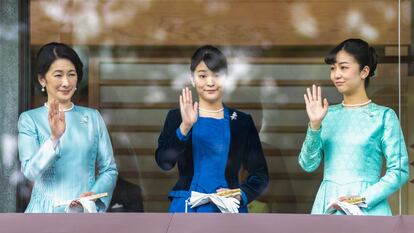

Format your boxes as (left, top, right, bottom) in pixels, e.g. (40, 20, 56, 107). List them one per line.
(324, 41, 345, 65)
(203, 53, 227, 74)
(324, 51, 337, 65)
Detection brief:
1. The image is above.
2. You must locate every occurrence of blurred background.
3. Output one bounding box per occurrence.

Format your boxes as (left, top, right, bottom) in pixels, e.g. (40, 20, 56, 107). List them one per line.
(1, 0, 413, 214)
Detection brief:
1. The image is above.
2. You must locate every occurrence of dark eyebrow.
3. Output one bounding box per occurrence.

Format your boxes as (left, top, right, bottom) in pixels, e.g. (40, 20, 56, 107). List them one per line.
(338, 62, 350, 65)
(53, 69, 76, 73)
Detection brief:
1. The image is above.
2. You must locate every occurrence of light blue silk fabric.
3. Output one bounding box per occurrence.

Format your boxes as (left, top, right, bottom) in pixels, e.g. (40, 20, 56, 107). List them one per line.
(18, 105, 118, 213)
(299, 103, 409, 215)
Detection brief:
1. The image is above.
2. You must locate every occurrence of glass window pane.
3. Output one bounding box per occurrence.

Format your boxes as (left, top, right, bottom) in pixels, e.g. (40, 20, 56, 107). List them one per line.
(22, 0, 411, 215)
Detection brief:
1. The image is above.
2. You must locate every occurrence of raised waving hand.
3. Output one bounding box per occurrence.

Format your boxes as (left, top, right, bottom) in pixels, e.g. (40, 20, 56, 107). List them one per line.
(179, 87, 198, 136)
(48, 100, 65, 141)
(304, 85, 329, 130)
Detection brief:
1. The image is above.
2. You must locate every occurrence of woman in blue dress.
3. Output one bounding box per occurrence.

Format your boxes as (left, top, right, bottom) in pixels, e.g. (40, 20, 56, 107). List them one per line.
(155, 45, 269, 213)
(18, 42, 118, 213)
(299, 38, 409, 215)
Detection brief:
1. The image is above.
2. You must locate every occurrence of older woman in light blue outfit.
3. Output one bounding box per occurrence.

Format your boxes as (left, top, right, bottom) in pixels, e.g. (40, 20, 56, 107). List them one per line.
(18, 42, 118, 213)
(299, 39, 408, 215)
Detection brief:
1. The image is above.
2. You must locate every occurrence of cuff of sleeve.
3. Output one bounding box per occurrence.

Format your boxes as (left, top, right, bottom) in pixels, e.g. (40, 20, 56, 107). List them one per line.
(241, 190, 248, 206)
(303, 124, 322, 153)
(176, 128, 191, 141)
(360, 191, 376, 210)
(51, 138, 60, 154)
(307, 123, 322, 133)
(43, 138, 60, 158)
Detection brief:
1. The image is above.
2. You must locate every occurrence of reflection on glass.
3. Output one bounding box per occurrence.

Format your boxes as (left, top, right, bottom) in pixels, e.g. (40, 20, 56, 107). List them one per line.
(19, 0, 411, 214)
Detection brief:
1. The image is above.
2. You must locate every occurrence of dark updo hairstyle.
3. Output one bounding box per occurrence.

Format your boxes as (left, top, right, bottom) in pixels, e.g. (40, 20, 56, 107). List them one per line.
(35, 42, 84, 89)
(190, 45, 228, 76)
(324, 38, 377, 88)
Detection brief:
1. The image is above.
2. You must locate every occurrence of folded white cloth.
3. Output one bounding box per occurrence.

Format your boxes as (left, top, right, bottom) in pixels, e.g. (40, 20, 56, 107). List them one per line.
(336, 201, 364, 215)
(64, 199, 97, 213)
(188, 191, 240, 213)
(325, 199, 365, 215)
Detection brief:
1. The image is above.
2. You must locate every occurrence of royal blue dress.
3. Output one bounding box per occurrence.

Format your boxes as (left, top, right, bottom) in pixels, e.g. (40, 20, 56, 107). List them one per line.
(168, 108, 248, 213)
(18, 105, 118, 213)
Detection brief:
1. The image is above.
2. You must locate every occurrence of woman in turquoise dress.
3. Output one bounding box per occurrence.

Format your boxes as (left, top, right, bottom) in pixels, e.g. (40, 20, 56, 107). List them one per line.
(155, 45, 269, 213)
(299, 38, 409, 215)
(18, 42, 118, 213)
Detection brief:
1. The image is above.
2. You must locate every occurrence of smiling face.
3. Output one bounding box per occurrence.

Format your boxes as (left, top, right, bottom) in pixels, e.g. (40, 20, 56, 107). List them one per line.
(192, 61, 225, 105)
(330, 50, 369, 96)
(38, 58, 78, 104)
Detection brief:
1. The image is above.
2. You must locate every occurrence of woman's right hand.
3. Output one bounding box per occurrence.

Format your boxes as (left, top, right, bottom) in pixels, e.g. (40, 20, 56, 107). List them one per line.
(304, 85, 329, 130)
(179, 87, 198, 136)
(48, 100, 65, 141)
(330, 195, 361, 211)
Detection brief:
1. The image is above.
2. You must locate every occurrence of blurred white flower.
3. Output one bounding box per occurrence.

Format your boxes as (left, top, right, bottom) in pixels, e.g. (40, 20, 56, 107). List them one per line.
(290, 3, 319, 38)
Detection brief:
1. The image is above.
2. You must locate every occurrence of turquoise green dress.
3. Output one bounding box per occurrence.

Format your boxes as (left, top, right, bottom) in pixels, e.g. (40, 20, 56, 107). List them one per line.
(18, 105, 118, 213)
(299, 103, 409, 215)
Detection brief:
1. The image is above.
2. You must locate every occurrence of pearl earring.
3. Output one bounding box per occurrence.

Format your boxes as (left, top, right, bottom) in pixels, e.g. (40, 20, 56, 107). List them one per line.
(41, 86, 45, 92)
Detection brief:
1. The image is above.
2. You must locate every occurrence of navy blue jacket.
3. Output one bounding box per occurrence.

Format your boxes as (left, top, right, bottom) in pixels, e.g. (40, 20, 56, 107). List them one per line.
(155, 107, 269, 204)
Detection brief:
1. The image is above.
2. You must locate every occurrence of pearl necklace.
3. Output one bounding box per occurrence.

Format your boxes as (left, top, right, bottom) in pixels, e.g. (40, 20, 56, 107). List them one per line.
(199, 107, 224, 113)
(341, 99, 372, 107)
(44, 102, 74, 112)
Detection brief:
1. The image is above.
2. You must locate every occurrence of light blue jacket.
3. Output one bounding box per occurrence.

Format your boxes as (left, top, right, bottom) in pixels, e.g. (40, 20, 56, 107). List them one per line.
(18, 105, 118, 213)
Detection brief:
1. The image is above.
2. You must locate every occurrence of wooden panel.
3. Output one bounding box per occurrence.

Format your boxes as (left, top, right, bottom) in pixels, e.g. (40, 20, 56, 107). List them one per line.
(98, 62, 331, 80)
(100, 109, 310, 126)
(110, 132, 305, 149)
(100, 102, 403, 110)
(141, 200, 314, 213)
(99, 86, 405, 105)
(97, 59, 404, 83)
(119, 172, 322, 180)
(115, 155, 309, 173)
(100, 79, 333, 87)
(99, 78, 407, 87)
(122, 177, 320, 196)
(114, 148, 156, 155)
(140, 194, 315, 203)
(269, 202, 312, 213)
(114, 148, 301, 157)
(31, 0, 411, 46)
(99, 86, 343, 104)
(109, 125, 307, 133)
(30, 0, 71, 43)
(100, 102, 302, 109)
(89, 56, 101, 108)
